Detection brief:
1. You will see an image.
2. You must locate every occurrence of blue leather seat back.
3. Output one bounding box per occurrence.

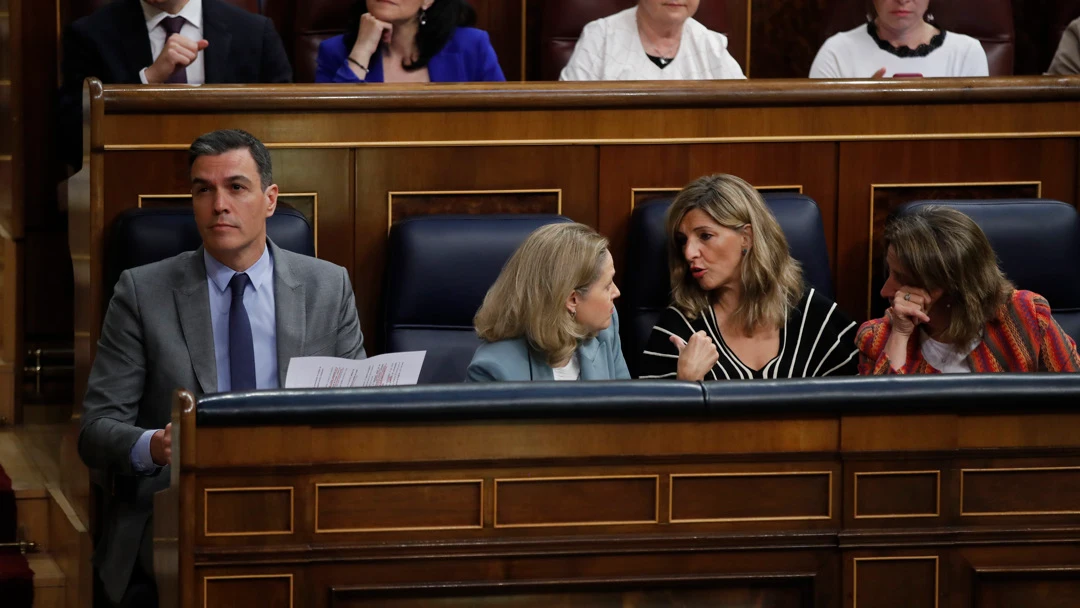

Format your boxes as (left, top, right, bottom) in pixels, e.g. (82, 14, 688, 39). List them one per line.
(384, 214, 574, 384)
(900, 199, 1080, 341)
(621, 193, 833, 377)
(105, 205, 315, 308)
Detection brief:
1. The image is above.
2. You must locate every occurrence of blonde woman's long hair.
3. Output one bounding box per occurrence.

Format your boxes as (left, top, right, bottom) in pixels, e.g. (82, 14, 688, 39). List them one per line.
(884, 205, 1013, 345)
(474, 222, 610, 366)
(666, 174, 804, 335)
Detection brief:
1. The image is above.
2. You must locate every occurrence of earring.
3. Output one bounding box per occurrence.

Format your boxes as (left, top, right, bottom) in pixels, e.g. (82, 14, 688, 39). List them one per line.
(570, 310, 576, 319)
(741, 248, 748, 256)
(925, 12, 935, 23)
(419, 8, 427, 26)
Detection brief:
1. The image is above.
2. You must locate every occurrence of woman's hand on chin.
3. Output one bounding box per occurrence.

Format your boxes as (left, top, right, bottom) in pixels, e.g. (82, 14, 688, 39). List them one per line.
(672, 331, 719, 381)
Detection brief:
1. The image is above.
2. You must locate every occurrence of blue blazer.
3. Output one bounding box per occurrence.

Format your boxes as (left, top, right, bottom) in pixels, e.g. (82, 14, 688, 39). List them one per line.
(466, 311, 631, 382)
(316, 27, 505, 83)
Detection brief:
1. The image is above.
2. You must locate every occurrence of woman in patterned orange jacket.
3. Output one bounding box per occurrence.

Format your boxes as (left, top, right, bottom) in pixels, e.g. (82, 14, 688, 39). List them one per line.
(857, 205, 1080, 374)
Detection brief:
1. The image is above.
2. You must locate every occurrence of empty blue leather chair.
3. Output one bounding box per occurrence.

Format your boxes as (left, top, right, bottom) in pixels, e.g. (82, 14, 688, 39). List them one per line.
(105, 205, 314, 308)
(383, 214, 574, 384)
(621, 193, 833, 378)
(899, 199, 1080, 341)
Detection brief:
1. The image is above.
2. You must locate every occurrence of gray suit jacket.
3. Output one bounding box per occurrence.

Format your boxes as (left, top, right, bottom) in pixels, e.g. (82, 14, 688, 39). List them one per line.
(465, 311, 630, 381)
(79, 239, 365, 603)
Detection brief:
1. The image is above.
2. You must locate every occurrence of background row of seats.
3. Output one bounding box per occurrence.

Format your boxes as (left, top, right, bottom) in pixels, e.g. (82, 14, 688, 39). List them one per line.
(69, 0, 1080, 80)
(107, 196, 1080, 384)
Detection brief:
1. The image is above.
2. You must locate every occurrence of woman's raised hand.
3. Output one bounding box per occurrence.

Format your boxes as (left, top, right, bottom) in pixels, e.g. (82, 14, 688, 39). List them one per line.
(672, 331, 720, 381)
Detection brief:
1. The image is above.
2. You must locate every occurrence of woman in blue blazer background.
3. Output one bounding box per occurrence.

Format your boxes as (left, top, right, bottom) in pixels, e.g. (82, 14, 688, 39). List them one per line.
(316, 0, 505, 83)
(467, 223, 631, 382)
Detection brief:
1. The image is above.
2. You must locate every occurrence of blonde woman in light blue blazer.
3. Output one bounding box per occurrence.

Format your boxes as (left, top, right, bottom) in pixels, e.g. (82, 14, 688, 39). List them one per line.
(467, 223, 630, 382)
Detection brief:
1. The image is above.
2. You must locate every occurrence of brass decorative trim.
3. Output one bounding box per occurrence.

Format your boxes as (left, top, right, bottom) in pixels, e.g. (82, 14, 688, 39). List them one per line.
(630, 184, 804, 212)
(74, 331, 91, 338)
(314, 479, 484, 533)
(629, 187, 680, 212)
(136, 192, 320, 257)
(669, 471, 833, 523)
(853, 470, 941, 519)
(493, 475, 661, 529)
(0, 155, 12, 161)
(203, 573, 293, 608)
(202, 486, 295, 537)
(387, 188, 563, 232)
(853, 556, 939, 608)
(961, 466, 1080, 516)
(866, 180, 1044, 318)
(99, 131, 1080, 152)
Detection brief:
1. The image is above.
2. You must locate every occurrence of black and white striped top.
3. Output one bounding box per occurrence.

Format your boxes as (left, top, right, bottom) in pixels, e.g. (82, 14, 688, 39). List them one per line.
(640, 288, 859, 380)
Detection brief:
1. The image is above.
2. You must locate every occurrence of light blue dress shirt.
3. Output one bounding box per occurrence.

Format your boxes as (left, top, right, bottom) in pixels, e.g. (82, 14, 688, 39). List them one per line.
(131, 245, 279, 472)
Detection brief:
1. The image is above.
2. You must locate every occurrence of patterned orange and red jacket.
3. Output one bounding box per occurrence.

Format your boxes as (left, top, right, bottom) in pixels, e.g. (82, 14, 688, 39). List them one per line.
(856, 290, 1080, 374)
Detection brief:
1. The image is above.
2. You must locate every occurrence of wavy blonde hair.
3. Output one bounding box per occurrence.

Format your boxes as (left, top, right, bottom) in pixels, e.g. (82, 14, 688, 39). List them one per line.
(474, 223, 610, 366)
(884, 205, 1013, 346)
(666, 174, 803, 335)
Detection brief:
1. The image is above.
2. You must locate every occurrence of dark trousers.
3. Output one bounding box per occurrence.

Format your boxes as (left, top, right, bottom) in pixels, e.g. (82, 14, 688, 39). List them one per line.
(94, 561, 158, 608)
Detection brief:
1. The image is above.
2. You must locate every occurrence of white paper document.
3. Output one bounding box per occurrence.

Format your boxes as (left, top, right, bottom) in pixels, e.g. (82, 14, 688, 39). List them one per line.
(284, 351, 426, 388)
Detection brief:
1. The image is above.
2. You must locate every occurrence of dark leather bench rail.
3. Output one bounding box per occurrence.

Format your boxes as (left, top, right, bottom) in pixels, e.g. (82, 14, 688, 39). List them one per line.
(703, 373, 1080, 415)
(194, 380, 706, 426)
(193, 374, 1080, 426)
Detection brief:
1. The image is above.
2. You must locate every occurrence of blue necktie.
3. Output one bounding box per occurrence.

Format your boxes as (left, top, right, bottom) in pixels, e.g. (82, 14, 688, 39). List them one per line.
(229, 273, 257, 391)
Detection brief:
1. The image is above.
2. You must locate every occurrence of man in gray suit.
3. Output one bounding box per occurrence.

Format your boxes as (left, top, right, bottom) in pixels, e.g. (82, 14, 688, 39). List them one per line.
(79, 129, 366, 607)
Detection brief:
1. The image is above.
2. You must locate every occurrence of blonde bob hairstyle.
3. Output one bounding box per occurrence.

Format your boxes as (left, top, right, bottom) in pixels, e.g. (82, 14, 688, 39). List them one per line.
(884, 205, 1013, 346)
(666, 174, 803, 335)
(474, 222, 610, 366)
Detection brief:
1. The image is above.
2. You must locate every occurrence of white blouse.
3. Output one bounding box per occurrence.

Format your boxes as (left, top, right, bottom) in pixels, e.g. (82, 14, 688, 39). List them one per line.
(560, 7, 745, 81)
(552, 351, 581, 381)
(810, 23, 988, 79)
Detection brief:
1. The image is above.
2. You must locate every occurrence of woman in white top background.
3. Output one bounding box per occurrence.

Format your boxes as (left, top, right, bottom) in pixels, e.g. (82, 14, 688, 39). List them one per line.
(810, 0, 988, 78)
(560, 0, 745, 81)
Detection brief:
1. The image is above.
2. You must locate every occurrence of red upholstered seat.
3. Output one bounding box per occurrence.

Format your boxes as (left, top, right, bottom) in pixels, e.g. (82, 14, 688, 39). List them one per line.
(537, 0, 732, 81)
(822, 0, 1015, 76)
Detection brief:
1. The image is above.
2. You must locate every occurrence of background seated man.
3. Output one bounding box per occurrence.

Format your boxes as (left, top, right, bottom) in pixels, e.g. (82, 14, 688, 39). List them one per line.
(857, 206, 1080, 374)
(316, 0, 504, 83)
(59, 0, 292, 170)
(79, 129, 365, 608)
(1048, 15, 1080, 75)
(810, 0, 988, 78)
(559, 0, 745, 81)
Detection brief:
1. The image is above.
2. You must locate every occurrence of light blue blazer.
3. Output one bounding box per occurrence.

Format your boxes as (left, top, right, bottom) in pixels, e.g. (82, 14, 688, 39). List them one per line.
(466, 311, 631, 382)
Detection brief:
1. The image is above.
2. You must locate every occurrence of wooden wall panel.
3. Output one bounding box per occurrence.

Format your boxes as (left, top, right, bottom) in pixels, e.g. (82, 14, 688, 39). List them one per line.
(849, 556, 938, 608)
(204, 574, 293, 608)
(494, 476, 658, 527)
(316, 480, 482, 533)
(835, 138, 1077, 321)
(670, 472, 832, 523)
(598, 142, 838, 279)
(353, 145, 598, 351)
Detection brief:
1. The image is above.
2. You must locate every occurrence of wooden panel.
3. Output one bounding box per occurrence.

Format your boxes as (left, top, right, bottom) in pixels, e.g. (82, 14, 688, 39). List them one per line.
(670, 472, 831, 523)
(962, 467, 1080, 516)
(0, 234, 19, 424)
(316, 480, 483, 533)
(203, 487, 294, 537)
(599, 143, 837, 278)
(854, 471, 940, 519)
(750, 0, 832, 79)
(0, 14, 8, 82)
(471, 0, 523, 82)
(354, 145, 597, 352)
(976, 570, 1080, 608)
(330, 576, 811, 608)
(851, 557, 938, 608)
(836, 138, 1077, 320)
(389, 189, 560, 224)
(204, 574, 292, 608)
(495, 476, 658, 527)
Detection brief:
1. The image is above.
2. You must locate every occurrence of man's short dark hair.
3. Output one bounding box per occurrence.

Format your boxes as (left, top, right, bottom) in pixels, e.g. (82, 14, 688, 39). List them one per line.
(188, 129, 273, 190)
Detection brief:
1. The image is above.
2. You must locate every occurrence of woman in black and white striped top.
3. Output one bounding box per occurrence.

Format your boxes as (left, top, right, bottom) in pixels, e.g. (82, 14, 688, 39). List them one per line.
(639, 174, 859, 380)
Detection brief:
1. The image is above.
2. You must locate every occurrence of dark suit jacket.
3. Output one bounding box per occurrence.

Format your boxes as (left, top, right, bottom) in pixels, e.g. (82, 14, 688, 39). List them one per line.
(59, 0, 292, 168)
(79, 240, 364, 604)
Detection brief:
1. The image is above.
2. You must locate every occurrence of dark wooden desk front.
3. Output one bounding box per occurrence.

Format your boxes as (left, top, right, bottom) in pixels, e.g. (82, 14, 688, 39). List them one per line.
(70, 77, 1080, 399)
(155, 387, 1080, 608)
